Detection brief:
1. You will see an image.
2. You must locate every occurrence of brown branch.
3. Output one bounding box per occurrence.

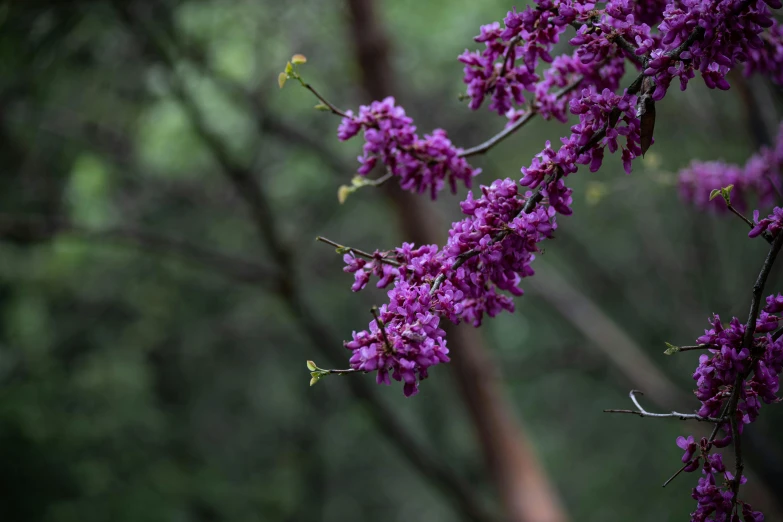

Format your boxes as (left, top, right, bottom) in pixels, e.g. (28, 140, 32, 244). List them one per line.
(727, 203, 775, 244)
(728, 230, 783, 506)
(315, 236, 401, 266)
(458, 79, 584, 158)
(297, 79, 351, 118)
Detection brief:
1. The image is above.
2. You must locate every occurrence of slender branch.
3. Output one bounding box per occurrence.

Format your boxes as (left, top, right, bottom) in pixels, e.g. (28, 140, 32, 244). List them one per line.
(498, 35, 520, 79)
(367, 171, 393, 186)
(316, 236, 401, 266)
(741, 232, 783, 353)
(678, 344, 710, 352)
(610, 34, 646, 68)
(604, 390, 724, 422)
(458, 79, 584, 158)
(727, 203, 774, 244)
(662, 460, 698, 488)
(297, 78, 351, 118)
(727, 204, 755, 229)
(726, 230, 783, 506)
(321, 368, 360, 375)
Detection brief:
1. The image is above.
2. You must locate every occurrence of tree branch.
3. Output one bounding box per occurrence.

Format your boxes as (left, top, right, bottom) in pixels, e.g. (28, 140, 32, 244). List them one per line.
(458, 79, 583, 158)
(728, 230, 783, 506)
(604, 390, 724, 422)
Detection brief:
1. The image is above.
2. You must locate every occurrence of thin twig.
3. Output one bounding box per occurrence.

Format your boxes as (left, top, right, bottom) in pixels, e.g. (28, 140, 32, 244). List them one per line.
(727, 204, 756, 229)
(610, 34, 646, 68)
(299, 80, 351, 118)
(322, 368, 360, 375)
(662, 460, 698, 488)
(604, 390, 724, 422)
(726, 203, 774, 244)
(458, 79, 584, 158)
(678, 344, 710, 352)
(316, 236, 401, 266)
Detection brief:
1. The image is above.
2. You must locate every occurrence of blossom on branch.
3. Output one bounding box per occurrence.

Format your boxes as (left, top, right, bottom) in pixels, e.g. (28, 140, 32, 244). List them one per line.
(337, 97, 481, 199)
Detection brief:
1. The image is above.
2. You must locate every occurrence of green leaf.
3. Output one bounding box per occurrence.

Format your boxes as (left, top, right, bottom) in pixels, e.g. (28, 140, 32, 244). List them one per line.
(663, 342, 680, 355)
(721, 184, 734, 205)
(306, 360, 317, 371)
(709, 189, 721, 201)
(314, 103, 330, 111)
(278, 72, 287, 89)
(338, 185, 354, 204)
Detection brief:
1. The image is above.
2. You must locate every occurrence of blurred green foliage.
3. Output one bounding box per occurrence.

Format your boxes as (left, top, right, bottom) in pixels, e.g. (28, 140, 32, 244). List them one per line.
(1, 1, 782, 521)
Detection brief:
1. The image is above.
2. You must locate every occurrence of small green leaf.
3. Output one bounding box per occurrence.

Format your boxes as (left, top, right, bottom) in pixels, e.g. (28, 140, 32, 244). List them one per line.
(709, 189, 721, 201)
(278, 72, 287, 89)
(291, 54, 307, 64)
(314, 103, 330, 111)
(306, 360, 317, 371)
(338, 184, 354, 204)
(663, 342, 681, 355)
(335, 246, 351, 255)
(721, 184, 734, 205)
(309, 375, 319, 386)
(285, 61, 293, 74)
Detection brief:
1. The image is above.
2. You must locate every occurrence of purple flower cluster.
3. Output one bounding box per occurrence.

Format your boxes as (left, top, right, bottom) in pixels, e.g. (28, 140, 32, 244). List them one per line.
(445, 179, 557, 325)
(343, 250, 399, 292)
(744, 19, 783, 85)
(518, 87, 642, 213)
(337, 97, 481, 199)
(506, 51, 627, 126)
(340, 60, 659, 395)
(459, 1, 596, 115)
(646, 0, 782, 101)
(345, 281, 450, 397)
(677, 301, 783, 520)
(343, 178, 557, 394)
(571, 0, 656, 66)
(679, 123, 783, 212)
(750, 206, 783, 238)
(633, 0, 669, 25)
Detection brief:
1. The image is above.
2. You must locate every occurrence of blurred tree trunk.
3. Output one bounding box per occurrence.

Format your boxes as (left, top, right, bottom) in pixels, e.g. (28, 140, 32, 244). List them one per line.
(343, 2, 568, 521)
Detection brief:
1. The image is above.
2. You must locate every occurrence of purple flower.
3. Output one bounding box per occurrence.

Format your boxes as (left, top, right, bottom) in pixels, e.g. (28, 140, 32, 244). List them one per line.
(677, 435, 699, 462)
(337, 97, 481, 198)
(679, 123, 783, 212)
(750, 207, 783, 238)
(764, 293, 783, 313)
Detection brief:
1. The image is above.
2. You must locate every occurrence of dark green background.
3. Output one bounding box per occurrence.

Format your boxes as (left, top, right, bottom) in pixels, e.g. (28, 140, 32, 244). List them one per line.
(1, 1, 782, 521)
